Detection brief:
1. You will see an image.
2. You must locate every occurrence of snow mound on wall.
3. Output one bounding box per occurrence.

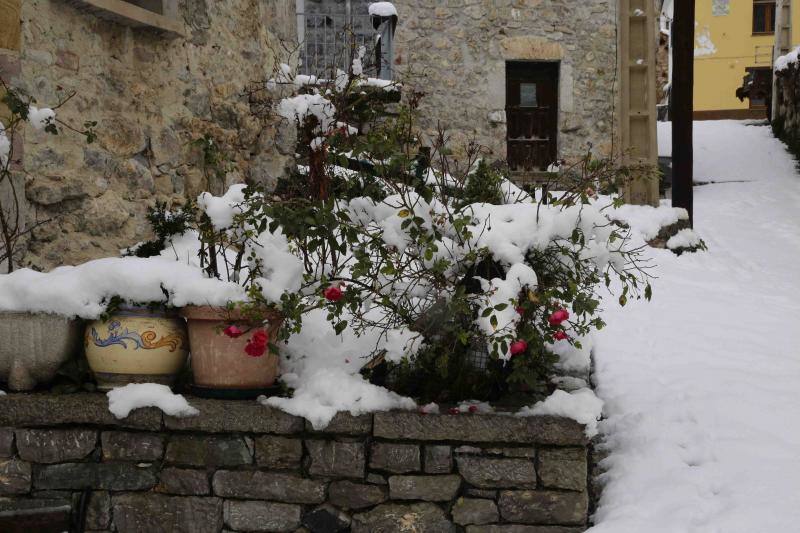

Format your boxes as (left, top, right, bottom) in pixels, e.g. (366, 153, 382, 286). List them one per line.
(775, 46, 800, 72)
(666, 228, 703, 250)
(368, 2, 397, 17)
(107, 383, 199, 419)
(608, 200, 689, 241)
(518, 388, 604, 437)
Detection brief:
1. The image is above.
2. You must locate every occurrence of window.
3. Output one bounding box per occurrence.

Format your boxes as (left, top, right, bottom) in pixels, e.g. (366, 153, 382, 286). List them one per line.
(68, 0, 183, 35)
(753, 0, 776, 34)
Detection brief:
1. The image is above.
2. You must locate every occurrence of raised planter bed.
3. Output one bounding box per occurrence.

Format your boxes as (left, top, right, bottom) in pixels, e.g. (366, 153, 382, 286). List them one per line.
(0, 393, 590, 532)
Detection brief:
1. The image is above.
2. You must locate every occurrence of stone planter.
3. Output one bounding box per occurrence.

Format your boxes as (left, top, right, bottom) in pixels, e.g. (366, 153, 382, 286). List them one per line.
(85, 307, 189, 391)
(0, 312, 82, 391)
(180, 305, 282, 390)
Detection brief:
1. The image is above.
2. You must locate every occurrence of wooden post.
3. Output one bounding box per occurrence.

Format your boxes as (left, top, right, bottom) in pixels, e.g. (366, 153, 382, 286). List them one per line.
(619, 0, 660, 206)
(671, 0, 694, 225)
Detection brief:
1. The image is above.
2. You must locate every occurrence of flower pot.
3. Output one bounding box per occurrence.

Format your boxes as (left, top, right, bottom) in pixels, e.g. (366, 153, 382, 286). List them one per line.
(180, 305, 282, 390)
(84, 307, 189, 391)
(0, 312, 82, 391)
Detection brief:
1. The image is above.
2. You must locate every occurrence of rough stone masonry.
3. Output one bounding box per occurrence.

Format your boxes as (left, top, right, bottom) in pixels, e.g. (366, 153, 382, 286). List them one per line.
(0, 393, 591, 532)
(1, 0, 296, 270)
(392, 0, 619, 163)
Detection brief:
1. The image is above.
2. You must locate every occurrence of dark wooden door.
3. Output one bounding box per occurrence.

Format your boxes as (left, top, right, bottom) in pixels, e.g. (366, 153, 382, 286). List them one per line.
(506, 62, 559, 172)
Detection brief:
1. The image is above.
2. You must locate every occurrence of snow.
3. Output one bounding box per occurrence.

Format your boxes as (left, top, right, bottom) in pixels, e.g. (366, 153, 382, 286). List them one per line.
(107, 383, 199, 419)
(666, 227, 702, 250)
(518, 388, 604, 438)
(590, 121, 800, 532)
(775, 45, 800, 72)
(27, 106, 55, 130)
(368, 2, 397, 17)
(609, 201, 688, 241)
(0, 122, 9, 165)
(0, 256, 246, 319)
(261, 309, 417, 429)
(197, 184, 246, 230)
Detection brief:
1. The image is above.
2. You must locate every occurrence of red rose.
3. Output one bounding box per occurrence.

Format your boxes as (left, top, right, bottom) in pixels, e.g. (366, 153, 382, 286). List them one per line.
(251, 329, 269, 347)
(553, 330, 569, 341)
(244, 341, 266, 357)
(515, 306, 525, 315)
(468, 405, 478, 413)
(448, 407, 461, 415)
(548, 309, 570, 326)
(223, 325, 244, 338)
(323, 286, 343, 302)
(509, 340, 528, 356)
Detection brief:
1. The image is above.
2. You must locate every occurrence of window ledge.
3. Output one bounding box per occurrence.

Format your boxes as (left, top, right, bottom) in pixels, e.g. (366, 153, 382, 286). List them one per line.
(65, 0, 185, 36)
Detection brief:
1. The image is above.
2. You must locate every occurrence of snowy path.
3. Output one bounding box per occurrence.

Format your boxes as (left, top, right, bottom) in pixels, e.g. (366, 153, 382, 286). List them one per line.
(590, 121, 800, 533)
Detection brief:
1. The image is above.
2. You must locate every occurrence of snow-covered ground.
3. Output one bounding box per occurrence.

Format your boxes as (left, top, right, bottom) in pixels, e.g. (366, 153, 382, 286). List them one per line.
(591, 121, 800, 532)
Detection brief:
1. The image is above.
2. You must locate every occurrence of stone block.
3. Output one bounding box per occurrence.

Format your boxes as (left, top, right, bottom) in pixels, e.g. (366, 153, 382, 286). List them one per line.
(452, 498, 499, 526)
(374, 412, 586, 446)
(213, 471, 326, 504)
(0, 428, 14, 457)
(0, 458, 31, 494)
(537, 448, 587, 492)
(164, 399, 303, 434)
(0, 394, 161, 430)
(306, 412, 372, 435)
(388, 475, 461, 502)
(86, 491, 111, 530)
(306, 440, 365, 478)
(156, 468, 210, 496)
(351, 502, 454, 533)
(101, 432, 165, 462)
(302, 504, 351, 533)
(16, 429, 97, 463)
(55, 49, 80, 72)
(112, 493, 223, 533)
(498, 490, 587, 526)
(465, 488, 497, 499)
(466, 526, 585, 533)
(224, 500, 301, 532)
(165, 435, 251, 467)
(457, 457, 537, 489)
(254, 436, 302, 469)
(424, 445, 453, 474)
(34, 463, 157, 491)
(328, 480, 387, 510)
(369, 442, 420, 473)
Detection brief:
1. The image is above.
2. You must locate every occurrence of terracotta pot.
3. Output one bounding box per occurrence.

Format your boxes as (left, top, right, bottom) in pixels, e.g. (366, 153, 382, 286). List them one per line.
(0, 312, 82, 391)
(181, 305, 283, 390)
(85, 307, 189, 391)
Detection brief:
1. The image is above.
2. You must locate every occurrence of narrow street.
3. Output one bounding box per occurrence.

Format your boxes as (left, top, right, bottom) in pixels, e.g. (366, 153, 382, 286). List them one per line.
(591, 120, 800, 532)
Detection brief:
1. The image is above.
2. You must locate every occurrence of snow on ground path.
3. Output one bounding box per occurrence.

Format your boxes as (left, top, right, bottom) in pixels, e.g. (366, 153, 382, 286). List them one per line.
(590, 121, 800, 533)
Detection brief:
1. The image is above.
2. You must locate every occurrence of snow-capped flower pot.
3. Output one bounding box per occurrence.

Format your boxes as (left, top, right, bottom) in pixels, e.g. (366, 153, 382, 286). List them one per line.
(181, 305, 283, 391)
(0, 312, 82, 391)
(84, 306, 189, 391)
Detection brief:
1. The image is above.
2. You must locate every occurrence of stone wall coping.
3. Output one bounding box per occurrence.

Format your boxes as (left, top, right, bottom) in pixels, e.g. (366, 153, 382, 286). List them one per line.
(0, 393, 586, 445)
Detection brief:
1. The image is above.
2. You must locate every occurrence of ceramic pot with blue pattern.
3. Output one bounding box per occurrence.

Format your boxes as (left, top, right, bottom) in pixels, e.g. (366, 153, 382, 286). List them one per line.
(84, 306, 189, 391)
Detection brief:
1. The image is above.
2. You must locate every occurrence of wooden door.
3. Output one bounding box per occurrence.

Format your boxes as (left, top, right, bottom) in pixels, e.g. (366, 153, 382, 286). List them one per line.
(506, 62, 559, 172)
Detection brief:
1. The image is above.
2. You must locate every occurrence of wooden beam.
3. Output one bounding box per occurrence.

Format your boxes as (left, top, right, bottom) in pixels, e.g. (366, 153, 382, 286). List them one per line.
(671, 0, 694, 225)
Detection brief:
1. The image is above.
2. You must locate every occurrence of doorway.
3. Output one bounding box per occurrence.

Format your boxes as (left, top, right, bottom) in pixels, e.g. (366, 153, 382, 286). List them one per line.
(506, 61, 559, 172)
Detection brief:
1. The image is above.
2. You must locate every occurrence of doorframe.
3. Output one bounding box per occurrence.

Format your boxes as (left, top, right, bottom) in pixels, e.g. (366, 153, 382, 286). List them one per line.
(504, 60, 561, 169)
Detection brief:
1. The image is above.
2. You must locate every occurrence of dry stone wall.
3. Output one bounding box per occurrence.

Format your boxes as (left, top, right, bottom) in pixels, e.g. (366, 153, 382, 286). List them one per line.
(0, 393, 591, 532)
(1, 0, 296, 270)
(392, 0, 619, 162)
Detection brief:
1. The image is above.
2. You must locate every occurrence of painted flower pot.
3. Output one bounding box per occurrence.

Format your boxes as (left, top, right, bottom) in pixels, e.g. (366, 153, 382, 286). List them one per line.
(0, 312, 82, 391)
(181, 305, 283, 390)
(85, 307, 189, 391)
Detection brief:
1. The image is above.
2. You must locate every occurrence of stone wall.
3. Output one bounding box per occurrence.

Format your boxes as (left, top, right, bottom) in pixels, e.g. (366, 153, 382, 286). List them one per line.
(0, 393, 591, 532)
(773, 64, 800, 157)
(392, 0, 619, 162)
(1, 0, 296, 270)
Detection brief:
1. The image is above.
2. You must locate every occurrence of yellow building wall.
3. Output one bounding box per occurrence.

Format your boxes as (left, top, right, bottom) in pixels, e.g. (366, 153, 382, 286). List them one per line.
(693, 0, 794, 112)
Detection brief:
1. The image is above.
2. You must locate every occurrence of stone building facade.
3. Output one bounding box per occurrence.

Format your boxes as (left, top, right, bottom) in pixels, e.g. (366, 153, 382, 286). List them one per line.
(1, 0, 295, 270)
(391, 0, 620, 166)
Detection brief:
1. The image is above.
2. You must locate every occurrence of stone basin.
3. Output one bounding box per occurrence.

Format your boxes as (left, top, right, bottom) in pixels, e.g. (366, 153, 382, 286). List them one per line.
(0, 312, 82, 391)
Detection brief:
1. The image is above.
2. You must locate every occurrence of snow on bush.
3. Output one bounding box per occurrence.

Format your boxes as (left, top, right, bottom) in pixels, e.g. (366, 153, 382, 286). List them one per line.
(518, 387, 604, 437)
(666, 228, 703, 250)
(775, 45, 800, 72)
(107, 383, 199, 419)
(607, 199, 689, 241)
(27, 105, 55, 131)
